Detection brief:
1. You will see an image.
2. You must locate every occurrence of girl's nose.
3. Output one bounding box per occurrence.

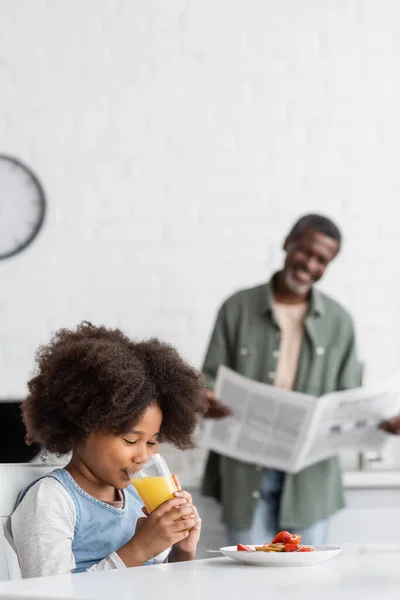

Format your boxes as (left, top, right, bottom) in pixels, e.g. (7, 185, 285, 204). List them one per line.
(132, 445, 149, 466)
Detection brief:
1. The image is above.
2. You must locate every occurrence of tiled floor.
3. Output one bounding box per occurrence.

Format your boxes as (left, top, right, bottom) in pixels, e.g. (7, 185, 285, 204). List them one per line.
(190, 489, 226, 559)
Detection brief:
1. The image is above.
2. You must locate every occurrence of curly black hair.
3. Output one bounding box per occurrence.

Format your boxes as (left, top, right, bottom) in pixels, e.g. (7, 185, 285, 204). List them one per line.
(22, 322, 208, 455)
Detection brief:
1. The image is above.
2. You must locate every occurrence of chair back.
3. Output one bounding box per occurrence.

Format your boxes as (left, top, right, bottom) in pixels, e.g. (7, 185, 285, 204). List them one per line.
(0, 463, 59, 580)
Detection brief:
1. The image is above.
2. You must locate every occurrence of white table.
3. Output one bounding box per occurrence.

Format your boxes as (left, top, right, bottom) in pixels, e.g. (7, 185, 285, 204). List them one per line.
(0, 544, 399, 600)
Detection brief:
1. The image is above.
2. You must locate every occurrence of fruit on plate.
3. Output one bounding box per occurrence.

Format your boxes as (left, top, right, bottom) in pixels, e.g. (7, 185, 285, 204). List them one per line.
(254, 542, 314, 553)
(237, 544, 253, 551)
(271, 531, 301, 545)
(284, 543, 300, 552)
(237, 530, 314, 553)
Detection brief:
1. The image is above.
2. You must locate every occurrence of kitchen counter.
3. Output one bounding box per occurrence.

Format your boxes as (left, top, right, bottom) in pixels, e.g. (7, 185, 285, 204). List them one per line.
(329, 474, 400, 544)
(0, 544, 399, 600)
(343, 470, 400, 488)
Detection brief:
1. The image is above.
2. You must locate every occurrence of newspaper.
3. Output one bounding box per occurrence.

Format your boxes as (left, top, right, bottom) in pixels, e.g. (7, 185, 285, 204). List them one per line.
(197, 366, 400, 473)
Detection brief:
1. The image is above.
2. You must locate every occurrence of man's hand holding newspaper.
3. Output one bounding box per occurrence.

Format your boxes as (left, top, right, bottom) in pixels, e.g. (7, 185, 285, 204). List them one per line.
(204, 389, 232, 419)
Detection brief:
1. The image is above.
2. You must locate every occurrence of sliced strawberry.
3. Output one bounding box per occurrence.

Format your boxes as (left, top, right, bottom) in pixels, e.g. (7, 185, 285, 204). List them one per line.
(237, 544, 252, 551)
(272, 531, 302, 545)
(284, 543, 300, 552)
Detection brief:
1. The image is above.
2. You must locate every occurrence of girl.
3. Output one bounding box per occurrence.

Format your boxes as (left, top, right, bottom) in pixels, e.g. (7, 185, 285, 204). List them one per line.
(12, 322, 207, 578)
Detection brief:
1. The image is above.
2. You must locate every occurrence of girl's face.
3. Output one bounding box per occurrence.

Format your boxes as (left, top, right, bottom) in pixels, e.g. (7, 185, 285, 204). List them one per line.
(75, 404, 163, 489)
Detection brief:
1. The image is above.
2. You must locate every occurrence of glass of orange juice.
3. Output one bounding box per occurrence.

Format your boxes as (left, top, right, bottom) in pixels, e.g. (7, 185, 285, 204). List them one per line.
(130, 454, 179, 513)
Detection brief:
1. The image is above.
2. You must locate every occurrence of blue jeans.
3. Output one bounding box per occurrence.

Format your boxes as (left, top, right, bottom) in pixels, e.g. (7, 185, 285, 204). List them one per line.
(226, 469, 329, 546)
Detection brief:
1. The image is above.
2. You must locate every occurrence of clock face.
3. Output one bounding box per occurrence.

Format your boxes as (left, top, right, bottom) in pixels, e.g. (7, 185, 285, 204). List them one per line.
(0, 155, 46, 260)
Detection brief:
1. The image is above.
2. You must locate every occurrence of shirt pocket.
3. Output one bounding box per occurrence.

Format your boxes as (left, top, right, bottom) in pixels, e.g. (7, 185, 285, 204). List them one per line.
(234, 345, 262, 379)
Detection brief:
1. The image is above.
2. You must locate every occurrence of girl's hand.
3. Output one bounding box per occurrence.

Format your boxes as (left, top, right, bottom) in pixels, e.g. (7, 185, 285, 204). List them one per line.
(168, 475, 201, 561)
(118, 495, 198, 567)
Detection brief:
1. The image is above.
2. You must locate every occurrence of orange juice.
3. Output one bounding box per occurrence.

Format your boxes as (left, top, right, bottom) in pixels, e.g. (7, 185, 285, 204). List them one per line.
(132, 475, 178, 512)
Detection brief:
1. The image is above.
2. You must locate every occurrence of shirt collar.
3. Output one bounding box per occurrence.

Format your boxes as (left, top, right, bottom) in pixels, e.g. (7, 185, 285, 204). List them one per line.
(264, 274, 325, 317)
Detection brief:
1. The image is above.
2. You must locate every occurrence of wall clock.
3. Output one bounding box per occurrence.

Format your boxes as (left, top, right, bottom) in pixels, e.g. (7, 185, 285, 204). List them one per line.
(0, 155, 46, 260)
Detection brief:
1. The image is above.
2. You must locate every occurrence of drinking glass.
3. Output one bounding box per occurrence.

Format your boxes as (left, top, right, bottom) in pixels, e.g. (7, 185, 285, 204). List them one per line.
(130, 454, 179, 513)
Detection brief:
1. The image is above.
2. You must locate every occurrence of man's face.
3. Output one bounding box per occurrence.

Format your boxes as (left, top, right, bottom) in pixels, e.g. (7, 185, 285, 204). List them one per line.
(282, 228, 339, 296)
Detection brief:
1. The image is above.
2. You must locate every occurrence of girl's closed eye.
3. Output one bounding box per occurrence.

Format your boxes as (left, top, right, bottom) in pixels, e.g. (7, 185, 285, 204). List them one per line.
(123, 439, 158, 446)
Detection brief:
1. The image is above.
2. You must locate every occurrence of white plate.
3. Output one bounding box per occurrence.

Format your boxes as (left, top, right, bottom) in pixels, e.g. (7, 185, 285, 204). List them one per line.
(220, 545, 342, 567)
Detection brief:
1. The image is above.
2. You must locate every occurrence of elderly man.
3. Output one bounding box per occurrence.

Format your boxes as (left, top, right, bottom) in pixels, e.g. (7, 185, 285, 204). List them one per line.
(202, 214, 400, 546)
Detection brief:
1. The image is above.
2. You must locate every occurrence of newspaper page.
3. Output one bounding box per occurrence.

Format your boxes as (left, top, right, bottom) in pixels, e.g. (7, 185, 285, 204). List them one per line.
(197, 366, 400, 473)
(298, 378, 400, 470)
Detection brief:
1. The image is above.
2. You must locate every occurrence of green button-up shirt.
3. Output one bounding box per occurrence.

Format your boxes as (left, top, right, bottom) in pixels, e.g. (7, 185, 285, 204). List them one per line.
(201, 278, 362, 529)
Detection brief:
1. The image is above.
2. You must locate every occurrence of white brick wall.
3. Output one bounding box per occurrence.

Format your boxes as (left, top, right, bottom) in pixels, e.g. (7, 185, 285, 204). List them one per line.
(1, 0, 400, 480)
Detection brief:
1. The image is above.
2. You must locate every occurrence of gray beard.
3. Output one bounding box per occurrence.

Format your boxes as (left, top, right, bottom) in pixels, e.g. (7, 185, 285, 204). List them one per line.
(283, 270, 312, 296)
